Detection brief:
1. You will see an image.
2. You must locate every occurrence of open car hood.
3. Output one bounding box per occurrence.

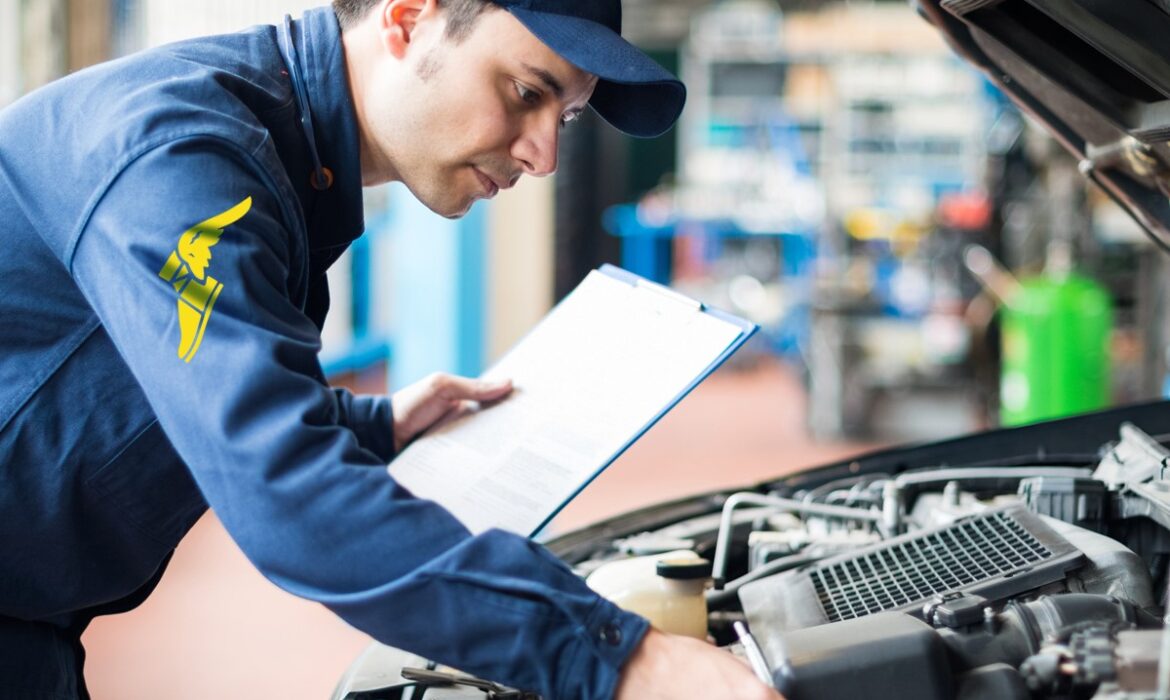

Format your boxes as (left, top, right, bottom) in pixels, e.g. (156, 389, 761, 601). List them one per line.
(915, 0, 1170, 250)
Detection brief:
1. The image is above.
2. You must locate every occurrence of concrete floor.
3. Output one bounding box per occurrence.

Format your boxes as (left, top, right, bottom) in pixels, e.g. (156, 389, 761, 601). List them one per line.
(81, 359, 872, 699)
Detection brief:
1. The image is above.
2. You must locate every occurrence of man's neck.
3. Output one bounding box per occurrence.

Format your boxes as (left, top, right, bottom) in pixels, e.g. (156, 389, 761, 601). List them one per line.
(340, 18, 401, 187)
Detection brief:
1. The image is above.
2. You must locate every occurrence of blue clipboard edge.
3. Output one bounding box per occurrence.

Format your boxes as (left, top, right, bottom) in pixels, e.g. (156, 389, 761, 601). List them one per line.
(529, 264, 759, 538)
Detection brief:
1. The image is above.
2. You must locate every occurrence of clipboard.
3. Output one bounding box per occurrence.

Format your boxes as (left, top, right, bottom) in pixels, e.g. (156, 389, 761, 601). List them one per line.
(388, 264, 758, 537)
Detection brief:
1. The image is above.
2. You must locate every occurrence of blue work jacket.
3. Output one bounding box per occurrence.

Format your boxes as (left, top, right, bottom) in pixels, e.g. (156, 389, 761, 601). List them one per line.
(0, 8, 646, 698)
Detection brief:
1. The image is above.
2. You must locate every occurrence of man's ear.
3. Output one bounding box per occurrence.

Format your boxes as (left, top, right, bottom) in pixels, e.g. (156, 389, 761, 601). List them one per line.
(380, 0, 440, 59)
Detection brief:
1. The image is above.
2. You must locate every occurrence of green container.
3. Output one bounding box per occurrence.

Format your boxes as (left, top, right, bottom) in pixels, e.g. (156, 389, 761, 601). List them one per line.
(1000, 274, 1112, 426)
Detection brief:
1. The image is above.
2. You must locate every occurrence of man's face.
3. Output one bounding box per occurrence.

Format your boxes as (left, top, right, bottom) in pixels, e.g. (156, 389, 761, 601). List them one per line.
(362, 5, 598, 218)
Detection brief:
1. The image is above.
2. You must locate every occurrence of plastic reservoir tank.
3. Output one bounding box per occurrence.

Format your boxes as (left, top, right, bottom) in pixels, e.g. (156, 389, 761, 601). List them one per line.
(586, 551, 711, 640)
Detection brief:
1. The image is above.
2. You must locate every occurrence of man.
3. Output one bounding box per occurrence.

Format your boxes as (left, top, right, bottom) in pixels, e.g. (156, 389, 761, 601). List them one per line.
(0, 1, 783, 698)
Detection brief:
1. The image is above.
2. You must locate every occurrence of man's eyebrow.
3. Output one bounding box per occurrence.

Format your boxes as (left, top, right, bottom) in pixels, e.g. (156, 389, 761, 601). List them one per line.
(520, 63, 564, 100)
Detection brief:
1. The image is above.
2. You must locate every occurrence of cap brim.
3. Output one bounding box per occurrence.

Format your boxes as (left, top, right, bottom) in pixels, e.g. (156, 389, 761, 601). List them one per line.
(505, 8, 686, 138)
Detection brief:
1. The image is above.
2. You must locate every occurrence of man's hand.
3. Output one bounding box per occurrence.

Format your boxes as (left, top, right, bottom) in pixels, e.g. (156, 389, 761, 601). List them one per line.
(614, 628, 785, 700)
(390, 372, 513, 452)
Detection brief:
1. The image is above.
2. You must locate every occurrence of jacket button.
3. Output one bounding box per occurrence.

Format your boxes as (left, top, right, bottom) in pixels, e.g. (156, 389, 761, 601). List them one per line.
(599, 622, 622, 646)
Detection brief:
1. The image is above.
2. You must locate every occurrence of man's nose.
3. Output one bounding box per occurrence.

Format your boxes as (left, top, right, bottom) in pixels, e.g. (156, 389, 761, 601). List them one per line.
(513, 114, 559, 177)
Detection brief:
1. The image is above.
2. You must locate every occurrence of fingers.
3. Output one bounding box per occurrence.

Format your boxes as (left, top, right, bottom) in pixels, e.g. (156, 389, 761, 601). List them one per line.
(390, 374, 514, 452)
(428, 373, 513, 403)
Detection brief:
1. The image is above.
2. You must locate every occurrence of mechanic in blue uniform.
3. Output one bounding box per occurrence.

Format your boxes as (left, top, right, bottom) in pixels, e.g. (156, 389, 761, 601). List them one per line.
(0, 0, 783, 698)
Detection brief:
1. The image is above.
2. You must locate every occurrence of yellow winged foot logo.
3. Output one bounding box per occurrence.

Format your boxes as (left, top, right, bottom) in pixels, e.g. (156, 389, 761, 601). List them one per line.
(158, 197, 253, 362)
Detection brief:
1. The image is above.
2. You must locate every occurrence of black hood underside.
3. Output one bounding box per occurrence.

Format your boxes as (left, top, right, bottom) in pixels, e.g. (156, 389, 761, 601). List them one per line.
(915, 0, 1170, 251)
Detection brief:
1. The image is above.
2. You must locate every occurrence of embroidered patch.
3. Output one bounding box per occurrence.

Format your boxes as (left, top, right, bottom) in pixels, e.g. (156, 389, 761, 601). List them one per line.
(157, 197, 252, 362)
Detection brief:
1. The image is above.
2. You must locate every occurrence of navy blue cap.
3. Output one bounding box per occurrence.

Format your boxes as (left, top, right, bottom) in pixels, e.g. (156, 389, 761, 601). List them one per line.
(491, 0, 686, 138)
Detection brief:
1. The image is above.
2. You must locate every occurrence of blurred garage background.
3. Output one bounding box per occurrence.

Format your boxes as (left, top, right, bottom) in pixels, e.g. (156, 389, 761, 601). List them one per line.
(4, 0, 1170, 697)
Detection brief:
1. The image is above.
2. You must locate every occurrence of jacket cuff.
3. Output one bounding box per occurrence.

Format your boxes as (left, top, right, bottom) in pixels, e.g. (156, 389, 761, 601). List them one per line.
(333, 389, 396, 462)
(560, 598, 650, 700)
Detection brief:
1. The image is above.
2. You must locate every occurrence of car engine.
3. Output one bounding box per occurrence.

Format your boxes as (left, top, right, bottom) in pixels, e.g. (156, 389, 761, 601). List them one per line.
(569, 423, 1170, 700)
(334, 422, 1170, 699)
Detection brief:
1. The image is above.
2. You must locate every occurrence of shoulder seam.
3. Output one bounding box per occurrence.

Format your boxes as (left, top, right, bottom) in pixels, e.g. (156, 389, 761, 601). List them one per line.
(63, 132, 298, 275)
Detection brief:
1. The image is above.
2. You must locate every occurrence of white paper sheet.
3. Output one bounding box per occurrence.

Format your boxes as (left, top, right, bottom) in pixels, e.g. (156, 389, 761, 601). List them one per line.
(388, 269, 747, 536)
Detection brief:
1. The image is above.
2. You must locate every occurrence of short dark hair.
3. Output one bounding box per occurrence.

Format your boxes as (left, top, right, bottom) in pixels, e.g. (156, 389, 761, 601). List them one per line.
(333, 0, 495, 42)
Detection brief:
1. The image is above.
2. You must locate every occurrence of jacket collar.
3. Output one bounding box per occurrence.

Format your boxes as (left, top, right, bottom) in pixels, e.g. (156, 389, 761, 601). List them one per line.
(289, 8, 365, 251)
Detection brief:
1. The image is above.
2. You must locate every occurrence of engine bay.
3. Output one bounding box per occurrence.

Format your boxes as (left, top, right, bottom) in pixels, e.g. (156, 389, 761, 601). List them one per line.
(334, 421, 1170, 699)
(557, 422, 1170, 700)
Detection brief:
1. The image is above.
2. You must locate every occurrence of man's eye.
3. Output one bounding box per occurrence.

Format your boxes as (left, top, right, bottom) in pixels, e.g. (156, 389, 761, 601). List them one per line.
(514, 82, 540, 105)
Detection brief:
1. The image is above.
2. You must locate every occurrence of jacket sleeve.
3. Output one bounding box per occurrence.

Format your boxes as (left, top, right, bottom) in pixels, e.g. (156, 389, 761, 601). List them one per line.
(67, 136, 648, 700)
(332, 388, 397, 462)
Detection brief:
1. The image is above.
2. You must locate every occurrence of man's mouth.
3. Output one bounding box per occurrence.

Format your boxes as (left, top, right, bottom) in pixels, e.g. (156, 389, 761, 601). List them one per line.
(473, 168, 500, 199)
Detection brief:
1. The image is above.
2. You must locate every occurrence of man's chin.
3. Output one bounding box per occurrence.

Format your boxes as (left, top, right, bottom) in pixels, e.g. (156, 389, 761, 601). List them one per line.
(436, 200, 474, 220)
(402, 181, 475, 220)
(422, 198, 474, 220)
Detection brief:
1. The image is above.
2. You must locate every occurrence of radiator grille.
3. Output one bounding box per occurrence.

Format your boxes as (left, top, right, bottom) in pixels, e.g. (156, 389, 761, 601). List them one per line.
(812, 510, 1059, 623)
